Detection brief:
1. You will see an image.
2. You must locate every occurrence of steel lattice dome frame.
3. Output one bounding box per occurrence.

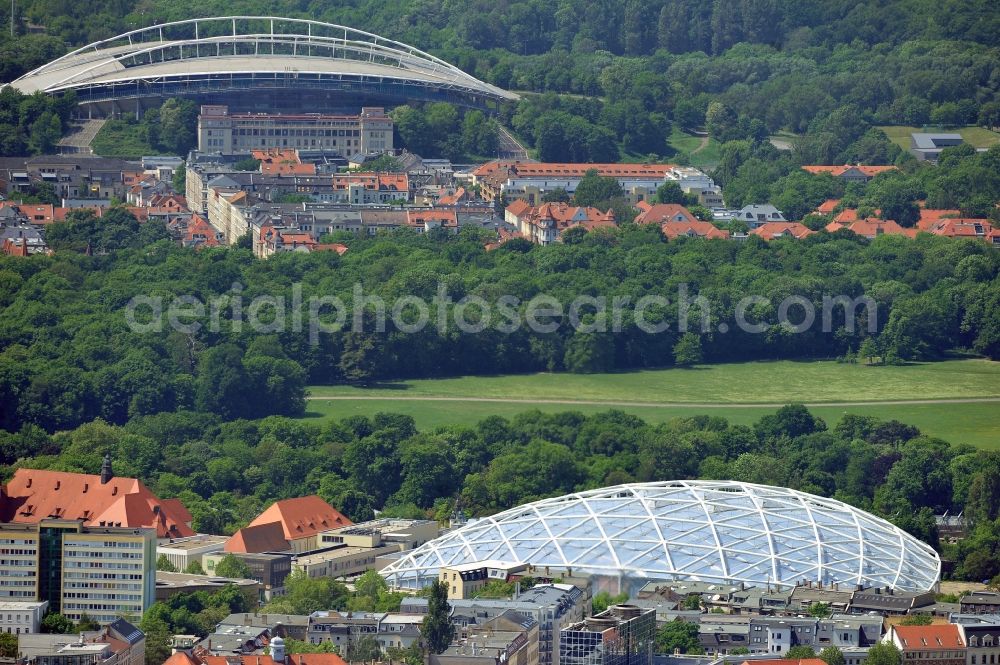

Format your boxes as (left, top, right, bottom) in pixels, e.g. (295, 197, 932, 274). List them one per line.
(7, 16, 517, 109)
(381, 481, 941, 592)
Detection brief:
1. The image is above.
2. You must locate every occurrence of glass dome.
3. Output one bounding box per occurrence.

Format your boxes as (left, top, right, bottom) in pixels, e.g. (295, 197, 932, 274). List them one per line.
(380, 481, 940, 592)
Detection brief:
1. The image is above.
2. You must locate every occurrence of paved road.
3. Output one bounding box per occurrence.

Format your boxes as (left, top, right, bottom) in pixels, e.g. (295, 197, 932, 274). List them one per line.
(497, 125, 529, 160)
(307, 395, 1000, 408)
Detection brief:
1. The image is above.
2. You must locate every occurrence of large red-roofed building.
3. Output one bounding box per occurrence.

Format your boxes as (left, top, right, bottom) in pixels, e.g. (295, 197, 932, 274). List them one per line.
(887, 624, 966, 665)
(0, 460, 194, 539)
(241, 495, 352, 553)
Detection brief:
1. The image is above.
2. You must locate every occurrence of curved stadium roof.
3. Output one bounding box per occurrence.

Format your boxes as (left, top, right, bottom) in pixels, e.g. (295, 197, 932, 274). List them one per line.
(8, 16, 517, 107)
(381, 481, 941, 593)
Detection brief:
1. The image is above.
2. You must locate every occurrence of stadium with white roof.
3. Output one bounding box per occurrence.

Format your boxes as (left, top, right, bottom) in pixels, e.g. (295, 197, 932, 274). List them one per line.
(7, 16, 518, 115)
(380, 481, 941, 593)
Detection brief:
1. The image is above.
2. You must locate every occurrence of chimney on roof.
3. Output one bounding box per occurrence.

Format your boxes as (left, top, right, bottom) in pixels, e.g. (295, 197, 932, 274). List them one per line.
(101, 453, 114, 484)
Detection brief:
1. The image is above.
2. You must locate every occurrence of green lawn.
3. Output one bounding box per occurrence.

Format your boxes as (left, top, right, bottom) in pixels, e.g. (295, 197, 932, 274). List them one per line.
(877, 125, 1000, 151)
(302, 359, 1000, 448)
(308, 359, 1000, 403)
(299, 399, 1000, 450)
(91, 119, 168, 159)
(668, 127, 721, 170)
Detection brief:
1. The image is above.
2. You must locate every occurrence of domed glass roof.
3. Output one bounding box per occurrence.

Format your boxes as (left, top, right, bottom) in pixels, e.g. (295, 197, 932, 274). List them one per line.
(380, 481, 940, 592)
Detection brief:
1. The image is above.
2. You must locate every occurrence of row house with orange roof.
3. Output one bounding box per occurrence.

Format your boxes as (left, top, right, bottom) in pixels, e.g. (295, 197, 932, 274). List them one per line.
(634, 203, 699, 225)
(886, 624, 966, 665)
(258, 225, 318, 258)
(406, 209, 459, 233)
(473, 161, 681, 205)
(826, 216, 916, 239)
(634, 203, 730, 239)
(0, 156, 142, 200)
(660, 219, 730, 240)
(169, 213, 225, 249)
(505, 201, 616, 245)
(750, 222, 816, 240)
(923, 218, 1000, 245)
(916, 207, 963, 230)
(801, 165, 897, 184)
(252, 149, 319, 176)
(330, 172, 410, 204)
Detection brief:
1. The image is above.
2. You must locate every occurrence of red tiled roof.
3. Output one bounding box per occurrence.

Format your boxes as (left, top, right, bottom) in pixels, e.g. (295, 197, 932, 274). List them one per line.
(893, 624, 965, 650)
(127, 206, 149, 222)
(925, 218, 999, 241)
(833, 207, 886, 224)
(816, 198, 841, 214)
(164, 653, 200, 665)
(225, 521, 291, 554)
(661, 220, 729, 240)
(148, 194, 188, 210)
(505, 199, 532, 217)
(314, 243, 349, 255)
(801, 165, 897, 177)
(437, 187, 466, 206)
(247, 495, 351, 541)
(407, 209, 458, 227)
(288, 654, 348, 665)
(185, 214, 222, 248)
(252, 149, 317, 175)
(161, 498, 193, 525)
(53, 206, 104, 222)
(634, 203, 698, 225)
(332, 172, 408, 192)
(826, 217, 907, 237)
(475, 160, 676, 179)
(0, 468, 195, 538)
(20, 204, 54, 224)
(577, 218, 617, 232)
(916, 208, 962, 230)
(750, 222, 816, 240)
(744, 659, 825, 665)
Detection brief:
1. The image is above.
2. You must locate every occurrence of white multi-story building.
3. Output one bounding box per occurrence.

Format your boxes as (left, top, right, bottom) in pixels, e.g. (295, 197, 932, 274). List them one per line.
(156, 535, 228, 572)
(0, 520, 156, 625)
(0, 600, 47, 635)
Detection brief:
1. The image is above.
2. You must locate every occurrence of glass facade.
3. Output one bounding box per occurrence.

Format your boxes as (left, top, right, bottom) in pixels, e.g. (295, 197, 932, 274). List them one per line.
(381, 481, 941, 592)
(560, 607, 655, 665)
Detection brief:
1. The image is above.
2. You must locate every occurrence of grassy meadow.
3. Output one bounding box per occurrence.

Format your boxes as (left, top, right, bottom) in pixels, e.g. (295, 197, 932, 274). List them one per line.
(303, 360, 1000, 449)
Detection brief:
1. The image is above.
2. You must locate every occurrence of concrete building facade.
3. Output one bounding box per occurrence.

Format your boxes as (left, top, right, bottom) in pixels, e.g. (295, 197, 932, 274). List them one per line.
(198, 106, 393, 156)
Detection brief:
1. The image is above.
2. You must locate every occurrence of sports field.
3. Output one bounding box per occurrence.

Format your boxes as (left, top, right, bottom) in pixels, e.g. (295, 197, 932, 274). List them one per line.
(302, 360, 1000, 449)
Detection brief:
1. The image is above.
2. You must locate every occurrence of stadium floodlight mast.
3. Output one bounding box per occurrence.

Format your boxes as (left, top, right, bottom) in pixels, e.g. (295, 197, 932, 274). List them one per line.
(381, 481, 942, 594)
